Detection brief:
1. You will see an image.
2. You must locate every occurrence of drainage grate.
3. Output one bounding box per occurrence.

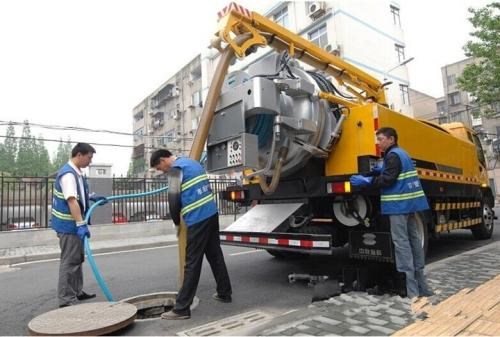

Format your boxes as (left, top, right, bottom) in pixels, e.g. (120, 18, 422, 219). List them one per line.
(177, 310, 273, 336)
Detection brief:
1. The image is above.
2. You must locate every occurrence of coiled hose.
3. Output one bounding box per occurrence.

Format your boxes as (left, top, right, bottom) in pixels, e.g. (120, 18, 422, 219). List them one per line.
(83, 186, 169, 302)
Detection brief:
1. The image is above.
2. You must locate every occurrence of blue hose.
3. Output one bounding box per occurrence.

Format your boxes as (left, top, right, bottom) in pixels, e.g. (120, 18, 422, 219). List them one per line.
(83, 186, 169, 302)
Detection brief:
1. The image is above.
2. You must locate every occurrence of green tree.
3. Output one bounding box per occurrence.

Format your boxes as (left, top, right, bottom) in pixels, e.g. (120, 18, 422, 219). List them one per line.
(457, 2, 500, 117)
(34, 136, 51, 176)
(0, 144, 7, 174)
(16, 121, 37, 176)
(52, 138, 73, 172)
(2, 123, 17, 174)
(127, 157, 145, 177)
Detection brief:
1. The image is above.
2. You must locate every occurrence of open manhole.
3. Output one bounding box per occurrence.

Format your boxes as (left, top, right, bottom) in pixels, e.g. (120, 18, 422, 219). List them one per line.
(121, 292, 199, 320)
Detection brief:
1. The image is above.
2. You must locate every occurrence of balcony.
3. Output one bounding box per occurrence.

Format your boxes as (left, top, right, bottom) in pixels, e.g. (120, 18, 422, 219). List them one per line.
(150, 84, 179, 109)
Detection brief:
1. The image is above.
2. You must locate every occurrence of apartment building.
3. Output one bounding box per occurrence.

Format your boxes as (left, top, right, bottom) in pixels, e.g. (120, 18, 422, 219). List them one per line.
(132, 1, 413, 176)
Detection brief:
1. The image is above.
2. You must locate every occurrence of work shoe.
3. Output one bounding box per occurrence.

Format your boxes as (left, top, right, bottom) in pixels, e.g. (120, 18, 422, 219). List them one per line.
(161, 310, 190, 320)
(212, 293, 232, 303)
(77, 291, 96, 301)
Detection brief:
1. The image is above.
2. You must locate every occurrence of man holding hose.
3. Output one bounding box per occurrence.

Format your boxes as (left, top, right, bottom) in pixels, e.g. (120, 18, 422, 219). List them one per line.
(51, 142, 106, 308)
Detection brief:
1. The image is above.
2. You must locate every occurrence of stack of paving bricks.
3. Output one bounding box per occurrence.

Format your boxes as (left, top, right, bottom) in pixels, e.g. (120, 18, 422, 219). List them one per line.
(393, 274, 500, 336)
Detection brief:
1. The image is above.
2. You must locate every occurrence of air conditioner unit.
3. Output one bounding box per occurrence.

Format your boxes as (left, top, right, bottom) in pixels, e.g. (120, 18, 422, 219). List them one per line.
(324, 43, 341, 55)
(153, 120, 163, 128)
(308, 2, 325, 19)
(148, 110, 155, 116)
(171, 110, 181, 120)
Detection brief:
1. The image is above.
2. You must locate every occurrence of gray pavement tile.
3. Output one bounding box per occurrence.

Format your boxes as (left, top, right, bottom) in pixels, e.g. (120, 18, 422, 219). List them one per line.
(385, 307, 406, 316)
(365, 316, 388, 326)
(302, 326, 322, 335)
(363, 310, 382, 317)
(341, 309, 356, 317)
(366, 324, 396, 335)
(321, 323, 350, 335)
(388, 315, 408, 325)
(347, 325, 371, 335)
(312, 316, 342, 326)
(345, 317, 363, 325)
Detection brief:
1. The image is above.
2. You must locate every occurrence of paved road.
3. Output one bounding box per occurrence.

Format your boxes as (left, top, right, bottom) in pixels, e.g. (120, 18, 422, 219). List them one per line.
(0, 212, 497, 336)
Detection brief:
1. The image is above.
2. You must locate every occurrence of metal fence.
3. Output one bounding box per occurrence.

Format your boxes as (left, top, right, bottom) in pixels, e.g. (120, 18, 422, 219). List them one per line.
(0, 175, 239, 231)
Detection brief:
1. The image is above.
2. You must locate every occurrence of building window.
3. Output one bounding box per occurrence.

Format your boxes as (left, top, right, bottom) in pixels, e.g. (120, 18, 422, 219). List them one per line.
(437, 101, 447, 113)
(96, 169, 106, 176)
(390, 5, 401, 26)
(191, 90, 202, 108)
(163, 129, 176, 145)
(133, 127, 144, 142)
(448, 92, 461, 105)
(395, 44, 405, 63)
(308, 24, 328, 49)
(134, 110, 144, 122)
(447, 74, 456, 86)
(400, 84, 410, 105)
(273, 6, 289, 28)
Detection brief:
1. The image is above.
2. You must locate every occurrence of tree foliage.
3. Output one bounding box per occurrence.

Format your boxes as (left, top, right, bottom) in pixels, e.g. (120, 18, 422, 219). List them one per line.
(0, 123, 18, 174)
(457, 2, 500, 117)
(51, 138, 73, 173)
(16, 121, 37, 176)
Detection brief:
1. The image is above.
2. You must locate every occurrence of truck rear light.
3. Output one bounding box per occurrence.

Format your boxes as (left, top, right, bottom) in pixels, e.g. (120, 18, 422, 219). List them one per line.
(230, 190, 246, 201)
(327, 181, 351, 194)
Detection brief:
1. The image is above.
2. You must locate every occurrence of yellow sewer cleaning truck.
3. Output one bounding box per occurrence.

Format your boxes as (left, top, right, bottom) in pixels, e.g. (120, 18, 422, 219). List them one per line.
(201, 3, 494, 262)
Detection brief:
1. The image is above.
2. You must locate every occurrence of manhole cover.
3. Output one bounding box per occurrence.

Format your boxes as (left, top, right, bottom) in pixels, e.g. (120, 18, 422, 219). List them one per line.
(28, 302, 137, 336)
(121, 292, 199, 320)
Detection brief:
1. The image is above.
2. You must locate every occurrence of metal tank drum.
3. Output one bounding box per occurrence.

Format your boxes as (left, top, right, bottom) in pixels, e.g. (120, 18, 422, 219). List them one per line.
(207, 52, 336, 177)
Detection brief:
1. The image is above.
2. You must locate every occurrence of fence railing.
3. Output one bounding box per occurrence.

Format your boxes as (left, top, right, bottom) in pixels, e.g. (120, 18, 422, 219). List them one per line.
(0, 175, 239, 231)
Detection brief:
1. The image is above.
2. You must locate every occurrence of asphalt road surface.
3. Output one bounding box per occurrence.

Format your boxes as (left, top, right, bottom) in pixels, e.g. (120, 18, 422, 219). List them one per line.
(0, 209, 498, 336)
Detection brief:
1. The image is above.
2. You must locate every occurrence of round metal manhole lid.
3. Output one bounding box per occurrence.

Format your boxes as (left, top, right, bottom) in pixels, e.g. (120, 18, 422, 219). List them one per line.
(28, 302, 137, 336)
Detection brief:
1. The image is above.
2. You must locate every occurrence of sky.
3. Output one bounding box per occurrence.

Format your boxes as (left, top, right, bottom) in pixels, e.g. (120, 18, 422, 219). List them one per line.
(0, 0, 493, 176)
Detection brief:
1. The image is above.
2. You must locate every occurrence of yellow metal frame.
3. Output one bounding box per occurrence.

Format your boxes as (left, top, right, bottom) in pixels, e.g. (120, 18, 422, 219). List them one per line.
(216, 8, 387, 106)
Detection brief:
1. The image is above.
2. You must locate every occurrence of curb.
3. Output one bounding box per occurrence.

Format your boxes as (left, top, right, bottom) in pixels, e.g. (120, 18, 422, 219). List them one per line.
(0, 238, 180, 266)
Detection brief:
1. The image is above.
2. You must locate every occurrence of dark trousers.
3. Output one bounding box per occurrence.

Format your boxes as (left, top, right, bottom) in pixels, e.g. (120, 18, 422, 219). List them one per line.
(173, 214, 232, 315)
(57, 233, 84, 306)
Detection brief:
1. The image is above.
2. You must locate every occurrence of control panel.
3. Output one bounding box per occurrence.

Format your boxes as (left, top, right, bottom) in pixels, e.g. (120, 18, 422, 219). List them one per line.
(228, 138, 243, 167)
(207, 133, 258, 173)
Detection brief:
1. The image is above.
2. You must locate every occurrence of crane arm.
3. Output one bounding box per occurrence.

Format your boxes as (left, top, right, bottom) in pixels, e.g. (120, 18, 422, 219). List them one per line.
(213, 3, 387, 106)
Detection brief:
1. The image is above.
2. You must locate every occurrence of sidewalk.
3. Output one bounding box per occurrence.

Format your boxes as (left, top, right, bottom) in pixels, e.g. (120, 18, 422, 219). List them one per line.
(0, 214, 238, 266)
(246, 240, 500, 336)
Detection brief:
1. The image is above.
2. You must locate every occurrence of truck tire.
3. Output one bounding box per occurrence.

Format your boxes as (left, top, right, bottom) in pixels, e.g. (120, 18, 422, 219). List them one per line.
(415, 212, 429, 256)
(471, 198, 494, 240)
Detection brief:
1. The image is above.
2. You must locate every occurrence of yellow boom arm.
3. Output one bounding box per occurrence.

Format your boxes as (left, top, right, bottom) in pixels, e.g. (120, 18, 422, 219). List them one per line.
(213, 2, 387, 106)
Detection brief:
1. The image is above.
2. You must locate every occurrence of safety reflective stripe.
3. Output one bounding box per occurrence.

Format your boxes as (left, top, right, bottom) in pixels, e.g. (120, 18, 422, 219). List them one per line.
(181, 174, 208, 191)
(53, 188, 80, 200)
(53, 188, 65, 199)
(397, 170, 418, 180)
(51, 209, 74, 221)
(381, 190, 426, 201)
(181, 194, 214, 215)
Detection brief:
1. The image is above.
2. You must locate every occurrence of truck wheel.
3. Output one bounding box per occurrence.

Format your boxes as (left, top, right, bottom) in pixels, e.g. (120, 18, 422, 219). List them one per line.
(415, 212, 429, 256)
(471, 198, 494, 240)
